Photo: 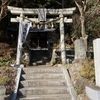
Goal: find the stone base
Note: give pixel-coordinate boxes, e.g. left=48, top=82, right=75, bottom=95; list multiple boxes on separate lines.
left=86, top=86, right=100, bottom=100
left=0, top=95, right=9, bottom=100
left=20, top=64, right=25, bottom=68
left=0, top=86, right=6, bottom=95
left=72, top=59, right=86, bottom=64
left=32, top=62, right=37, bottom=66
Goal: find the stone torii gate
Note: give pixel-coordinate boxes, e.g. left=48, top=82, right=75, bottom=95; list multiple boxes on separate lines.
left=7, top=6, right=76, bottom=66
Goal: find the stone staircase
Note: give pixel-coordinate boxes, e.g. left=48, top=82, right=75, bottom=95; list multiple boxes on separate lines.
left=16, top=66, right=74, bottom=100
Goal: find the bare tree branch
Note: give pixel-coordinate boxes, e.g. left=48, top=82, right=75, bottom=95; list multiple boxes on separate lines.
left=0, top=0, right=21, bottom=21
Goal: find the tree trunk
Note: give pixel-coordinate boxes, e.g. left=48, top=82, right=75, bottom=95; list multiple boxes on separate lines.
left=74, top=0, right=88, bottom=51
left=80, top=13, right=86, bottom=38
left=80, top=11, right=88, bottom=51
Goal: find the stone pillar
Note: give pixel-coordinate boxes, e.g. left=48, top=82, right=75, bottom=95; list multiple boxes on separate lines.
left=16, top=13, right=24, bottom=65
left=59, top=14, right=66, bottom=65
left=74, top=39, right=86, bottom=60
left=93, top=39, right=100, bottom=87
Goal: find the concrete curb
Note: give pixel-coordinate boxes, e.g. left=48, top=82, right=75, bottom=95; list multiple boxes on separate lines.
left=86, top=86, right=100, bottom=100
left=10, top=67, right=22, bottom=100
left=62, top=67, right=77, bottom=100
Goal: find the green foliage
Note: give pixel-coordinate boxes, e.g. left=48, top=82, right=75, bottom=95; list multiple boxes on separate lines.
left=0, top=66, right=16, bottom=93
left=17, top=0, right=75, bottom=9
left=0, top=76, right=11, bottom=85
left=0, top=58, right=14, bottom=67
left=71, top=0, right=100, bottom=43
left=86, top=16, right=100, bottom=39
left=87, top=0, right=94, bottom=10
left=52, top=61, right=57, bottom=66
left=75, top=87, right=82, bottom=95
left=71, top=14, right=81, bottom=39
left=20, top=0, right=53, bottom=8
left=80, top=60, right=95, bottom=82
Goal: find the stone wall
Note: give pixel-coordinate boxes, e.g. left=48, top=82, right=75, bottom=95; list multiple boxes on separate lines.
left=67, top=63, right=94, bottom=100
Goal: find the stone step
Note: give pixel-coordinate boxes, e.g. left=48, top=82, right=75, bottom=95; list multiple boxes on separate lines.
left=43, top=57, right=48, bottom=60
left=21, top=73, right=64, bottom=80
left=18, top=86, right=69, bottom=96
left=17, top=94, right=71, bottom=100
left=22, top=67, right=62, bottom=74
left=16, top=66, right=73, bottom=100
left=32, top=59, right=49, bottom=66
left=36, top=60, right=43, bottom=64
left=19, top=79, right=67, bottom=88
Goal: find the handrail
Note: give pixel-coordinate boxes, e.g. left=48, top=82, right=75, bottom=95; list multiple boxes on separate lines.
left=62, top=66, right=77, bottom=100
left=10, top=67, right=22, bottom=100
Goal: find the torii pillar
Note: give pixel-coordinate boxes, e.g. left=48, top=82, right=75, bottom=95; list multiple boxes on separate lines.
left=59, top=14, right=66, bottom=65
left=16, top=13, right=24, bottom=65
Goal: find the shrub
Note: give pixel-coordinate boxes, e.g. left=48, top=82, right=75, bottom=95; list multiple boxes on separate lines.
left=80, top=60, right=95, bottom=82
left=0, top=76, right=11, bottom=85
left=0, top=66, right=17, bottom=94
left=75, top=87, right=82, bottom=95
left=0, top=58, right=14, bottom=66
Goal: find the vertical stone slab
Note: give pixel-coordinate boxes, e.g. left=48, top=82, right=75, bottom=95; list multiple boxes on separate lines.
left=93, top=39, right=100, bottom=87
left=74, top=39, right=86, bottom=60
left=59, top=14, right=66, bottom=65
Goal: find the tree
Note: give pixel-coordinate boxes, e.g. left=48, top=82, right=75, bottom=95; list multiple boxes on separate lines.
left=74, top=0, right=88, bottom=39
left=86, top=0, right=100, bottom=44
left=0, top=0, right=22, bottom=21
left=73, top=0, right=100, bottom=50
left=72, top=0, right=89, bottom=52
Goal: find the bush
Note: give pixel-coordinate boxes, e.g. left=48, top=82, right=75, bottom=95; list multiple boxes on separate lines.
left=75, top=87, right=82, bottom=95
left=0, top=76, right=11, bottom=85
left=80, top=60, right=95, bottom=82
left=0, top=66, right=17, bottom=94
left=0, top=58, right=14, bottom=66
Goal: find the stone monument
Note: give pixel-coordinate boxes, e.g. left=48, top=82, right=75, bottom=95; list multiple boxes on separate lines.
left=74, top=39, right=86, bottom=62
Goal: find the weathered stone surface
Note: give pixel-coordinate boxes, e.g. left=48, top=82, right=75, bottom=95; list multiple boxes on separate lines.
left=7, top=6, right=76, bottom=15
left=50, top=49, right=58, bottom=65
left=68, top=63, right=94, bottom=100
left=0, top=95, right=9, bottom=100
left=86, top=86, right=100, bottom=100
left=20, top=79, right=66, bottom=87
left=18, top=87, right=69, bottom=96
left=93, top=39, right=100, bottom=87
left=17, top=94, right=72, bottom=100
left=20, top=64, right=25, bottom=68
left=22, top=67, right=62, bottom=74
left=60, top=14, right=66, bottom=65
left=0, top=86, right=6, bottom=95
left=17, top=66, right=72, bottom=100
left=74, top=39, right=86, bottom=60
left=77, top=94, right=89, bottom=100
left=32, top=62, right=37, bottom=66
left=21, top=73, right=64, bottom=80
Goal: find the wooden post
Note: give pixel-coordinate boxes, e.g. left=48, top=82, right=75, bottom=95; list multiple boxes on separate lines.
left=16, top=13, right=24, bottom=66
left=59, top=14, right=66, bottom=65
